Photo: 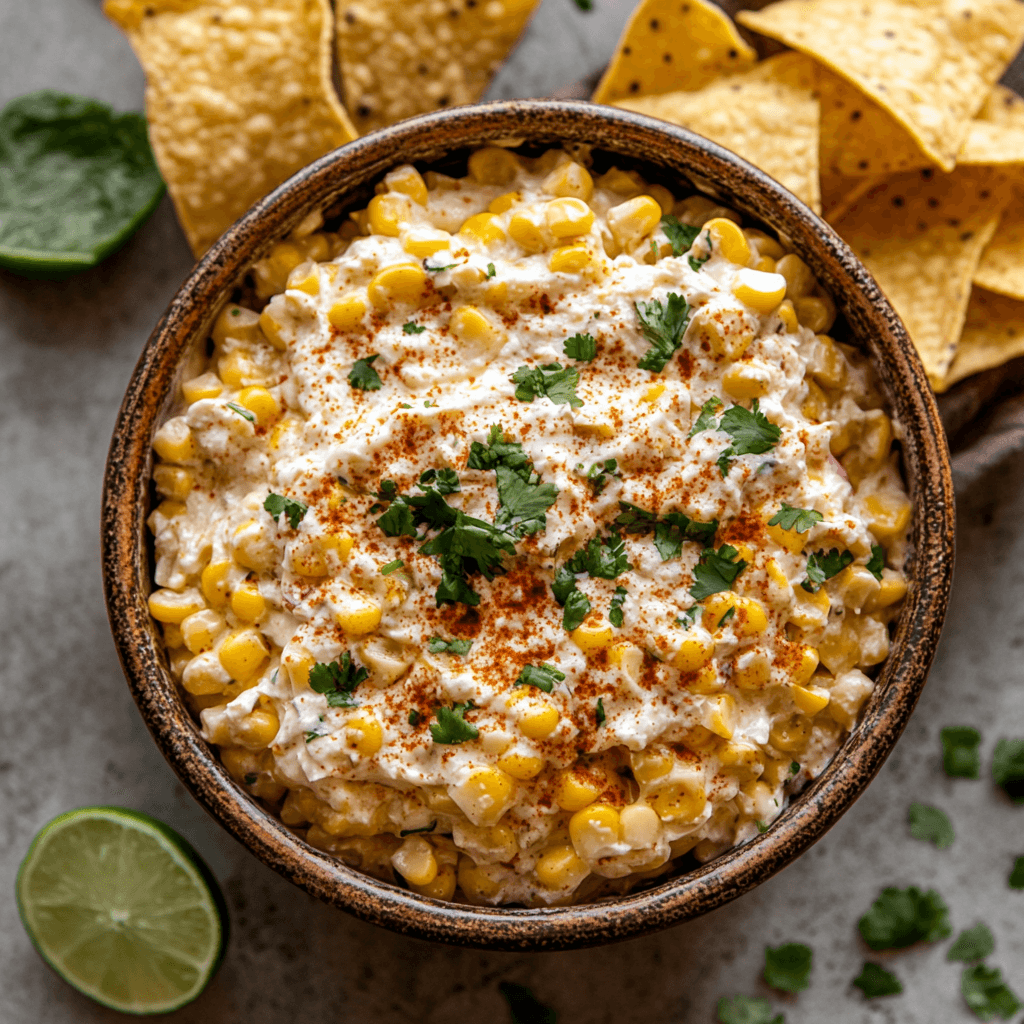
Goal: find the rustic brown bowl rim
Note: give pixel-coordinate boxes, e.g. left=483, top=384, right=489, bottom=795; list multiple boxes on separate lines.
left=101, top=99, right=954, bottom=952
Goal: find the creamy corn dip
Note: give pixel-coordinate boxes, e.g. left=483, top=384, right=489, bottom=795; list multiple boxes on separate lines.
left=147, top=147, right=912, bottom=906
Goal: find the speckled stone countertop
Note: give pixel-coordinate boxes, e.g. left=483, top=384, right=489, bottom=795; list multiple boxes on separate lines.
left=1, top=2, right=1021, bottom=1021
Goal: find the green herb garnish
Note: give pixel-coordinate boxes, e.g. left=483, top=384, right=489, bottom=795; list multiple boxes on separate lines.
left=866, top=544, right=886, bottom=580
left=1010, top=857, right=1024, bottom=890
left=689, top=544, right=747, bottom=601
left=309, top=652, right=368, bottom=708
left=399, top=821, right=437, bottom=837
left=688, top=229, right=712, bottom=272
left=486, top=262, right=496, bottom=278
left=380, top=559, right=404, bottom=575
left=429, top=702, right=479, bottom=744
left=942, top=726, right=982, bottom=778
left=768, top=503, right=823, bottom=534
left=511, top=362, right=583, bottom=408
left=852, top=963, right=902, bottom=998
left=858, top=886, right=951, bottom=950
left=716, top=400, right=782, bottom=476
left=613, top=500, right=718, bottom=561
left=756, top=819, right=769, bottom=833
left=595, top=697, right=606, bottom=727
left=348, top=354, right=383, bottom=390
left=908, top=802, right=955, bottom=849
left=992, top=738, right=1024, bottom=802
left=948, top=924, right=995, bottom=963
left=408, top=709, right=420, bottom=726
left=802, top=548, right=854, bottom=593
left=635, top=292, right=691, bottom=372
left=961, top=964, right=1021, bottom=1021
left=427, top=637, right=473, bottom=655
left=418, top=467, right=461, bottom=494
left=763, top=943, right=812, bottom=993
left=424, top=258, right=457, bottom=272
left=243, top=773, right=258, bottom=785
left=564, top=332, right=597, bottom=361
left=689, top=396, right=723, bottom=438
left=514, top=663, right=566, bottom=694
left=659, top=214, right=700, bottom=258
left=264, top=493, right=308, bottom=529
left=552, top=533, right=632, bottom=630
left=609, top=586, right=627, bottom=627
left=402, top=321, right=426, bottom=334
left=226, top=402, right=255, bottom=422
left=715, top=996, right=782, bottom=1024
left=580, top=458, right=619, bottom=496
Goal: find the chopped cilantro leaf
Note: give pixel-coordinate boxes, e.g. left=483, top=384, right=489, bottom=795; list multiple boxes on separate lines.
left=402, top=321, right=426, bottom=334
left=992, top=738, right=1024, bottom=802
left=348, top=353, right=383, bottom=390
left=790, top=761, right=800, bottom=775
left=515, top=663, right=566, bottom=693
left=377, top=480, right=399, bottom=500
left=961, top=964, right=1021, bottom=1021
left=689, top=396, right=723, bottom=437
left=756, top=819, right=769, bottom=833
left=717, top=400, right=782, bottom=475
left=802, top=548, right=854, bottom=593
left=264, top=493, right=308, bottom=529
left=399, top=403, right=412, bottom=409
left=1009, top=856, right=1024, bottom=889
left=867, top=544, right=886, bottom=580
left=580, top=457, right=619, bottom=496
left=853, top=963, right=903, bottom=998
left=309, top=651, right=368, bottom=708
left=498, top=982, right=556, bottom=1024
left=304, top=730, right=327, bottom=743
left=768, top=503, right=823, bottom=534
left=609, top=586, right=627, bottom=627
left=942, top=726, right=982, bottom=778
left=511, top=362, right=583, bottom=408
left=676, top=606, right=699, bottom=628
left=226, top=401, right=255, bottom=422
left=573, top=0, right=593, bottom=10
left=858, top=886, right=951, bottom=950
left=715, top=995, right=783, bottom=1024
left=908, top=802, right=955, bottom=849
left=688, top=229, right=711, bottom=272
left=635, top=292, right=691, bottom=372
left=486, top=262, right=496, bottom=278
left=418, top=467, right=461, bottom=494
left=493, top=465, right=559, bottom=538
left=689, top=544, right=747, bottom=601
left=467, top=423, right=533, bottom=476
left=948, top=924, right=995, bottom=963
left=660, top=214, right=700, bottom=258
left=552, top=533, right=631, bottom=631
left=399, top=821, right=437, bottom=837
left=429, top=702, right=479, bottom=744
left=613, top=501, right=718, bottom=560
left=380, top=558, right=404, bottom=575
left=718, top=605, right=735, bottom=628
left=564, top=332, right=597, bottom=361
left=763, top=943, right=812, bottom=993
left=427, top=636, right=473, bottom=655
left=562, top=588, right=591, bottom=632
left=424, top=258, right=456, bottom=272
left=595, top=697, right=606, bottom=726
left=408, top=709, right=420, bottom=726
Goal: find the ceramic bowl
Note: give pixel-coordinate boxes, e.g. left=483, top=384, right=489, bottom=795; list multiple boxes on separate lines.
left=102, top=99, right=955, bottom=951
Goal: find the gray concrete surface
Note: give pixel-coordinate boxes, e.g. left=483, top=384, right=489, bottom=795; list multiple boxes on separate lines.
left=1, top=1, right=1022, bottom=1021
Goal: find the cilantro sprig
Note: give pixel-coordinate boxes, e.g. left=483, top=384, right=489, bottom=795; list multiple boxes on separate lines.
left=688, top=229, right=712, bottom=272
left=942, top=726, right=981, bottom=778
left=614, top=500, right=718, bottom=561
left=768, top=503, right=823, bottom=534
left=635, top=292, right=691, bottom=372
left=763, top=943, right=812, bottom=994
left=689, top=396, right=723, bottom=438
left=427, top=637, right=472, bottom=655
left=908, top=802, right=955, bottom=849
left=858, top=886, right=951, bottom=950
left=992, top=738, right=1024, bottom=802
left=866, top=543, right=886, bottom=580
left=659, top=214, right=700, bottom=258
left=309, top=651, right=368, bottom=708
left=715, top=995, right=782, bottom=1024
left=348, top=354, right=383, bottom=390
left=961, top=964, right=1021, bottom=1020
left=801, top=548, right=854, bottom=593
left=429, top=702, right=479, bottom=744
left=579, top=458, right=620, bottom=496
left=226, top=401, right=255, bottom=422
left=716, top=400, right=782, bottom=476
left=511, top=362, right=583, bottom=408
left=852, top=963, right=903, bottom=998
left=609, top=586, right=627, bottom=627
left=514, top=663, right=565, bottom=693
left=552, top=533, right=632, bottom=631
left=402, top=321, right=425, bottom=334
left=564, top=332, right=597, bottom=361
left=264, top=492, right=308, bottom=529
left=948, top=924, right=995, bottom=963
left=689, top=544, right=748, bottom=601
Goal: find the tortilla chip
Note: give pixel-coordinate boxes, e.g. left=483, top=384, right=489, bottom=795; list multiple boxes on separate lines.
left=959, top=85, right=1024, bottom=165
left=337, top=0, right=541, bottom=135
left=942, top=286, right=1024, bottom=389
left=738, top=0, right=1024, bottom=172
left=616, top=53, right=821, bottom=212
left=105, top=0, right=357, bottom=257
left=592, top=0, right=756, bottom=106
left=831, top=167, right=1014, bottom=386
left=820, top=172, right=881, bottom=223
left=974, top=191, right=1024, bottom=300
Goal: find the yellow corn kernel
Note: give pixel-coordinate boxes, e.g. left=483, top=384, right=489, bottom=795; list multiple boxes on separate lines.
left=180, top=609, right=223, bottom=654
left=233, top=520, right=277, bottom=574
left=344, top=715, right=384, bottom=757
left=282, top=646, right=315, bottom=688
left=719, top=741, right=764, bottom=780
left=150, top=500, right=185, bottom=525
left=795, top=295, right=836, bottom=334
left=789, top=585, right=831, bottom=629
left=327, top=293, right=367, bottom=332
left=766, top=557, right=790, bottom=591
left=569, top=803, right=621, bottom=859
left=649, top=779, right=707, bottom=823
left=163, top=622, right=185, bottom=649
left=766, top=520, right=806, bottom=555
left=843, top=411, right=893, bottom=486
left=684, top=662, right=720, bottom=695
left=212, top=303, right=264, bottom=346
left=703, top=217, right=750, bottom=265
left=218, top=628, right=269, bottom=682
left=181, top=372, right=223, bottom=404
left=152, top=418, right=195, bottom=464
left=535, top=844, right=588, bottom=890
left=554, top=767, right=606, bottom=811
left=792, top=683, right=830, bottom=716
left=734, top=597, right=768, bottom=637
left=252, top=308, right=285, bottom=352
left=545, top=197, right=595, bottom=240
left=732, top=268, right=787, bottom=314
left=631, top=751, right=672, bottom=785
left=366, top=193, right=411, bottom=237
left=230, top=581, right=266, bottom=623
left=334, top=591, right=382, bottom=636
left=743, top=228, right=785, bottom=260
left=236, top=708, right=280, bottom=750
left=497, top=751, right=544, bottom=780
left=268, top=240, right=305, bottom=281
left=153, top=465, right=194, bottom=502
left=770, top=714, right=813, bottom=753
left=280, top=788, right=321, bottom=826
left=646, top=183, right=674, bottom=215
left=776, top=253, right=816, bottom=298
left=790, top=644, right=820, bottom=686
left=148, top=587, right=205, bottom=625
left=287, top=263, right=320, bottom=296
left=863, top=571, right=907, bottom=613
left=705, top=694, right=736, bottom=739
left=454, top=767, right=515, bottom=826
left=702, top=592, right=738, bottom=632
left=837, top=565, right=881, bottom=612
left=673, top=632, right=715, bottom=672
left=863, top=493, right=912, bottom=543
left=367, top=263, right=428, bottom=308
left=411, top=863, right=457, bottom=901
left=619, top=803, right=661, bottom=847
left=384, top=164, right=428, bottom=205
left=696, top=312, right=755, bottom=360
left=549, top=244, right=593, bottom=273
left=402, top=228, right=451, bottom=258
left=733, top=652, right=770, bottom=691
left=607, top=195, right=662, bottom=249
left=298, top=232, right=330, bottom=262
left=777, top=299, right=799, bottom=334
left=751, top=255, right=776, bottom=273
left=449, top=304, right=504, bottom=356
left=542, top=161, right=594, bottom=200
left=597, top=167, right=645, bottom=194
left=516, top=698, right=559, bottom=738
left=467, top=147, right=520, bottom=185
left=722, top=361, right=772, bottom=400
left=233, top=386, right=280, bottom=428
left=641, top=382, right=667, bottom=403
left=200, top=560, right=232, bottom=608
left=817, top=620, right=860, bottom=675
left=456, top=856, right=502, bottom=901
left=488, top=190, right=521, bottom=214
left=570, top=616, right=614, bottom=654
left=181, top=652, right=231, bottom=695
left=608, top=641, right=644, bottom=682
left=458, top=212, right=506, bottom=245
left=393, top=835, right=438, bottom=886
left=802, top=378, right=830, bottom=422
left=508, top=211, right=546, bottom=252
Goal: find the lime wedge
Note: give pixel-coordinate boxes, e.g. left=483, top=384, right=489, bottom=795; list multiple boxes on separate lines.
left=16, top=807, right=227, bottom=1014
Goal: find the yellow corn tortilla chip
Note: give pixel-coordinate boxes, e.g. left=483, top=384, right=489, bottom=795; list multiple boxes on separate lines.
left=337, top=0, right=541, bottom=135
left=820, top=171, right=881, bottom=223
left=974, top=190, right=1024, bottom=300
left=616, top=53, right=821, bottom=212
left=592, top=0, right=756, bottom=106
left=959, top=85, right=1024, bottom=165
left=832, top=167, right=1014, bottom=387
left=943, top=286, right=1024, bottom=389
left=738, top=0, right=1024, bottom=172
left=105, top=0, right=357, bottom=257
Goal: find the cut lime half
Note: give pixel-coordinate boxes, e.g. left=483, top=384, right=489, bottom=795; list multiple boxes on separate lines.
left=16, top=807, right=228, bottom=1015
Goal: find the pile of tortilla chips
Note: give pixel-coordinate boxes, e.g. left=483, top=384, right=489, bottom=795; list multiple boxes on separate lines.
left=105, top=0, right=540, bottom=256
left=600, top=0, right=1024, bottom=392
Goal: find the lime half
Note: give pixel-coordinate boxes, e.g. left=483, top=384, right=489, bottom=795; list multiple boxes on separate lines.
left=16, top=807, right=228, bottom=1014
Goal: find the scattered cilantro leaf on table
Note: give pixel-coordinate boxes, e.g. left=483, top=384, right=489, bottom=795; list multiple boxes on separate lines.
left=763, top=943, right=812, bottom=993
left=992, top=738, right=1024, bottom=802
left=690, top=544, right=748, bottom=601
left=942, top=726, right=982, bottom=778
left=716, top=995, right=783, bottom=1024
left=609, top=586, right=627, bottom=627
left=348, top=354, right=383, bottom=390
left=264, top=493, right=308, bottom=529
left=858, top=886, right=951, bottom=950
left=866, top=544, right=886, bottom=580
left=768, top=503, right=823, bottom=534
left=427, top=637, right=472, bottom=655
left=402, top=321, right=425, bottom=334
left=948, top=924, right=995, bottom=963
left=498, top=982, right=557, bottom=1024
left=689, top=395, right=724, bottom=437
left=514, top=663, right=565, bottom=693
left=309, top=652, right=368, bottom=708
left=430, top=702, right=479, bottom=744
left=564, top=332, right=597, bottom=361
left=802, top=548, right=854, bottom=593
left=660, top=214, right=700, bottom=258
left=716, top=400, right=781, bottom=476
left=635, top=292, right=690, bottom=372
left=908, top=802, right=955, bottom=849
left=1009, top=856, right=1024, bottom=889
left=511, top=362, right=583, bottom=408
left=852, top=962, right=903, bottom=998
left=961, top=964, right=1022, bottom=1021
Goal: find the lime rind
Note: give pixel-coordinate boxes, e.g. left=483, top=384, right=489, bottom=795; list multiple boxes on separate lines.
left=16, top=807, right=227, bottom=1015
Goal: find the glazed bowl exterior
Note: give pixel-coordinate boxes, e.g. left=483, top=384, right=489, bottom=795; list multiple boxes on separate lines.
left=101, top=99, right=955, bottom=951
